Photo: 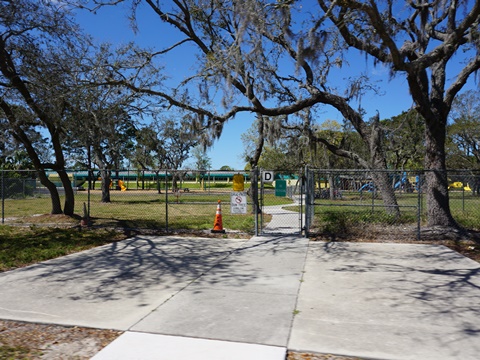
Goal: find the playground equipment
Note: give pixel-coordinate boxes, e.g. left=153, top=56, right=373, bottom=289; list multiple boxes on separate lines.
left=449, top=182, right=472, bottom=191
left=359, top=182, right=376, bottom=192
left=118, top=180, right=127, bottom=191
left=109, top=179, right=127, bottom=191
left=358, top=173, right=416, bottom=194
left=394, top=173, right=414, bottom=192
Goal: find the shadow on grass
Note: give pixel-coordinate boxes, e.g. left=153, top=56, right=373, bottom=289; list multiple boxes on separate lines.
left=0, top=226, right=126, bottom=272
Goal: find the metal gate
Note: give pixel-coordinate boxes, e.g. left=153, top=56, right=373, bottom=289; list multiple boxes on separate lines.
left=256, top=169, right=307, bottom=236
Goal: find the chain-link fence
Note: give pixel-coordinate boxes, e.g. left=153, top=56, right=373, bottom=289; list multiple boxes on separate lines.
left=0, top=169, right=257, bottom=233
left=305, top=169, right=480, bottom=239
left=2, top=169, right=480, bottom=239
left=1, top=170, right=47, bottom=224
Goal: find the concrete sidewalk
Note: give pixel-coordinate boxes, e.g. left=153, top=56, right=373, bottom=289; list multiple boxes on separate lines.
left=289, top=241, right=480, bottom=360
left=93, top=234, right=309, bottom=360
left=0, top=235, right=308, bottom=359
left=0, top=234, right=480, bottom=359
left=261, top=195, right=307, bottom=235
left=262, top=204, right=303, bottom=234
left=92, top=333, right=287, bottom=360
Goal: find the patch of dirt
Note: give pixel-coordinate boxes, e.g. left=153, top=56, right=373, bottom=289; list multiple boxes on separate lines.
left=0, top=320, right=373, bottom=360
left=4, top=214, right=81, bottom=227
left=312, top=222, right=480, bottom=242
left=117, top=227, right=253, bottom=240
left=311, top=223, right=480, bottom=263
left=287, top=352, right=370, bottom=360
left=0, top=320, right=121, bottom=359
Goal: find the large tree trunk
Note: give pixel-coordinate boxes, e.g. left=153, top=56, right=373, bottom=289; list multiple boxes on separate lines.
left=372, top=171, right=399, bottom=218
left=369, top=119, right=400, bottom=218
left=172, top=172, right=179, bottom=190
left=50, top=127, right=75, bottom=215
left=6, top=122, right=64, bottom=214
left=328, top=175, right=335, bottom=200
left=88, top=169, right=96, bottom=190
left=100, top=169, right=111, bottom=203
left=311, top=110, right=401, bottom=217
left=37, top=170, right=63, bottom=214
left=424, top=118, right=458, bottom=227
left=57, top=169, right=75, bottom=215
left=155, top=171, right=162, bottom=194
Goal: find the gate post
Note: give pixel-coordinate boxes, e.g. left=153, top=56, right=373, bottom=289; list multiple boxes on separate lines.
left=304, top=167, right=315, bottom=237
left=165, top=170, right=169, bottom=232
left=252, top=167, right=259, bottom=236
left=417, top=171, right=423, bottom=241
left=1, top=169, right=4, bottom=224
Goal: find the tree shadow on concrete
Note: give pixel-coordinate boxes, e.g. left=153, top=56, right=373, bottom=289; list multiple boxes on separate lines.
left=18, top=236, right=248, bottom=303
left=308, top=241, right=480, bottom=355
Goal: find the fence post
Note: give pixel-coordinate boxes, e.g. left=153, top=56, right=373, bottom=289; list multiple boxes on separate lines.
left=1, top=169, right=4, bottom=224
left=371, top=181, right=375, bottom=214
left=260, top=168, right=264, bottom=232
left=165, top=170, right=169, bottom=232
left=417, top=172, right=422, bottom=240
left=87, top=169, right=91, bottom=221
left=253, top=168, right=258, bottom=236
left=304, top=167, right=313, bottom=237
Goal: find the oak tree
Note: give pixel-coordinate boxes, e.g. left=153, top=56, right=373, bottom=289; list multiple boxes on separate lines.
left=81, top=0, right=480, bottom=227
left=0, top=0, right=86, bottom=214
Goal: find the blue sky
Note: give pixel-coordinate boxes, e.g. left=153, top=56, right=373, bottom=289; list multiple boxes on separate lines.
left=74, top=4, right=260, bottom=169
left=71, top=2, right=473, bottom=170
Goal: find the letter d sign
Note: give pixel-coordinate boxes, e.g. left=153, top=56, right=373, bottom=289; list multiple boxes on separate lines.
left=263, top=171, right=274, bottom=183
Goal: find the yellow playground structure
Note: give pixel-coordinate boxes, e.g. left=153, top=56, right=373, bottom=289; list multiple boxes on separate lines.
left=448, top=181, right=471, bottom=191
left=109, top=179, right=127, bottom=191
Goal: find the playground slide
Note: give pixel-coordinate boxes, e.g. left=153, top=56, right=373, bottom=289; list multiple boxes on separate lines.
left=110, top=179, right=127, bottom=191
left=118, top=180, right=127, bottom=191
left=359, top=183, right=375, bottom=192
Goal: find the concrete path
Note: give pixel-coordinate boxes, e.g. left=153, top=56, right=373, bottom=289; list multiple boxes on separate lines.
left=0, top=205, right=480, bottom=359
left=92, top=332, right=287, bottom=360
left=0, top=236, right=251, bottom=330
left=0, top=235, right=308, bottom=359
left=129, top=236, right=308, bottom=346
left=289, top=241, right=480, bottom=360
left=261, top=196, right=304, bottom=234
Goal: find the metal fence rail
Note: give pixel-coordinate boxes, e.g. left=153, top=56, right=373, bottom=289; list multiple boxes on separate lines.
left=2, top=168, right=480, bottom=240
left=304, top=168, right=480, bottom=239
left=0, top=169, right=257, bottom=234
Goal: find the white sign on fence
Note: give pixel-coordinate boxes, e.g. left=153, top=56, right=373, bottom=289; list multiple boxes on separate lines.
left=230, top=192, right=247, bottom=214
left=262, top=171, right=274, bottom=183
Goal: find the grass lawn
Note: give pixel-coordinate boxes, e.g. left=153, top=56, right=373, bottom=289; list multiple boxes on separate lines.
left=1, top=188, right=479, bottom=273
left=312, top=190, right=480, bottom=231
left=3, top=187, right=479, bottom=232
left=0, top=187, right=290, bottom=272
left=1, top=190, right=289, bottom=233
left=0, top=191, right=284, bottom=272
left=0, top=225, right=127, bottom=272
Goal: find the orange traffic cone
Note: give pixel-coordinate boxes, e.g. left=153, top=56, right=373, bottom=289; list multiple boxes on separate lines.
left=211, top=200, right=226, bottom=233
